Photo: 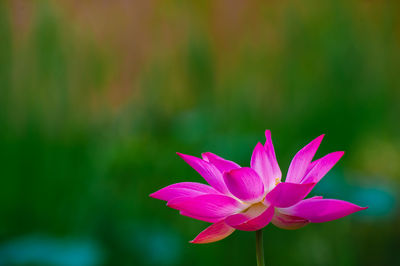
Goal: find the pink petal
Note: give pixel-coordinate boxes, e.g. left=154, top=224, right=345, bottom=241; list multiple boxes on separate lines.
left=167, top=194, right=245, bottom=222
left=223, top=167, right=265, bottom=203
left=225, top=204, right=274, bottom=231
left=202, top=152, right=240, bottom=174
left=279, top=198, right=368, bottom=223
left=177, top=153, right=229, bottom=194
left=179, top=211, right=221, bottom=223
left=265, top=182, right=315, bottom=208
left=150, top=182, right=220, bottom=201
left=251, top=143, right=275, bottom=192
left=264, top=130, right=282, bottom=181
left=304, top=158, right=320, bottom=177
left=271, top=196, right=323, bottom=229
left=285, top=134, right=324, bottom=183
left=300, top=151, right=344, bottom=184
left=190, top=221, right=235, bottom=244
left=271, top=210, right=309, bottom=230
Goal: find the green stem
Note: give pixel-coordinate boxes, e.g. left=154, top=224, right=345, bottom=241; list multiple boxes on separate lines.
left=255, top=229, right=265, bottom=266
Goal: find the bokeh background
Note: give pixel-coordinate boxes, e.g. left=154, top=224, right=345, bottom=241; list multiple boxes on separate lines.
left=1, top=0, right=399, bottom=265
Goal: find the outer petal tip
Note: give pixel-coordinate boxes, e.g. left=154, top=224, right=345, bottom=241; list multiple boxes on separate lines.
left=256, top=141, right=264, bottom=148
left=176, top=152, right=188, bottom=161
left=252, top=142, right=264, bottom=156
left=286, top=134, right=326, bottom=183
left=313, top=134, right=325, bottom=146
left=264, top=129, right=274, bottom=140
left=314, top=134, right=325, bottom=145
left=301, top=151, right=345, bottom=184
left=175, top=152, right=229, bottom=194
left=201, top=152, right=210, bottom=161
left=189, top=221, right=235, bottom=244
left=201, top=152, right=241, bottom=174
left=165, top=199, right=178, bottom=209
left=150, top=190, right=169, bottom=201
left=149, top=182, right=220, bottom=202
left=263, top=129, right=282, bottom=183
left=280, top=198, right=368, bottom=223
left=334, top=150, right=345, bottom=158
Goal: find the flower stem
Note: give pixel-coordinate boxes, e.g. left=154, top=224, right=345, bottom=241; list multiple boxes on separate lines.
left=255, top=229, right=265, bottom=266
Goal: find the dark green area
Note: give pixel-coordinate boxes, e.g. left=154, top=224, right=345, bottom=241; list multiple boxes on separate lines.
left=0, top=1, right=399, bottom=265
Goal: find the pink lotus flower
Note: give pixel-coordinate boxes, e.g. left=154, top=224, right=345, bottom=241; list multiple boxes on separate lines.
left=150, top=130, right=367, bottom=244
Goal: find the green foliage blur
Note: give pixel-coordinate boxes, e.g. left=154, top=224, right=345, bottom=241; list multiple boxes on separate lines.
left=0, top=0, right=399, bottom=265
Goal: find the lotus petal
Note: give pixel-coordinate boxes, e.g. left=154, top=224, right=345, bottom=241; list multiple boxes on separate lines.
left=225, top=204, right=274, bottom=231
left=265, top=182, right=315, bottom=208
left=177, top=153, right=229, bottom=194
left=285, top=135, right=324, bottom=183
left=300, top=151, right=344, bottom=184
left=190, top=221, right=235, bottom=244
left=167, top=194, right=246, bottom=222
left=264, top=130, right=282, bottom=181
left=150, top=182, right=220, bottom=201
left=271, top=211, right=309, bottom=230
left=251, top=143, right=275, bottom=192
left=223, top=167, right=265, bottom=203
left=202, top=152, right=240, bottom=174
left=279, top=198, right=368, bottom=223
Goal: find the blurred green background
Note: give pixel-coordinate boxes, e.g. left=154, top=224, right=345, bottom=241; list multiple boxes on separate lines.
left=0, top=0, right=399, bottom=265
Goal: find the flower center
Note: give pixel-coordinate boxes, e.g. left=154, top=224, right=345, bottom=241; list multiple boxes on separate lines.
left=239, top=201, right=269, bottom=217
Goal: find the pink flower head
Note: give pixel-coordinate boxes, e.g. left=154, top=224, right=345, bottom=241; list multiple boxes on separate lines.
left=150, top=130, right=367, bottom=244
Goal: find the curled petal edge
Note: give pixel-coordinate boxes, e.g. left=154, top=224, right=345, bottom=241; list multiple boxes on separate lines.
left=190, top=221, right=235, bottom=244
